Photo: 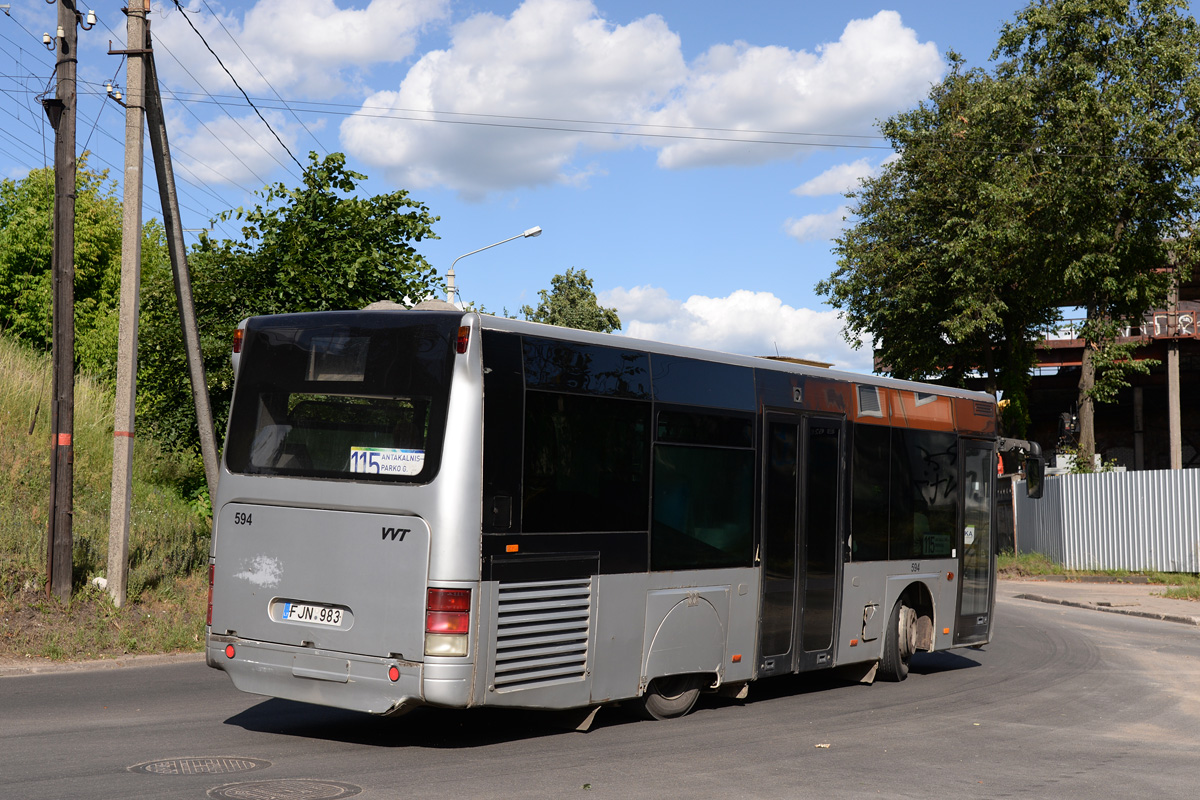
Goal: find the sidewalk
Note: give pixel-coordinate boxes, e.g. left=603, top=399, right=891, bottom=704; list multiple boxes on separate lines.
left=999, top=578, right=1200, bottom=627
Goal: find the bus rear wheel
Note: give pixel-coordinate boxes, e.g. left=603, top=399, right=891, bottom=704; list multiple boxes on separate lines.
left=879, top=601, right=916, bottom=682
left=634, top=675, right=706, bottom=720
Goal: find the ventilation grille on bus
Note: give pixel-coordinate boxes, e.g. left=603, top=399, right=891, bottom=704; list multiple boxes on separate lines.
left=857, top=385, right=884, bottom=418
left=493, top=578, right=592, bottom=692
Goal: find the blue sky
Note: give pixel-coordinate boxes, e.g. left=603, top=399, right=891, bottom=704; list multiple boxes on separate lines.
left=1, top=0, right=1041, bottom=372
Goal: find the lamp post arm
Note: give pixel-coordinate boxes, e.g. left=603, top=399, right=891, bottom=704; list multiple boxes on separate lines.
left=445, top=227, right=540, bottom=304
left=449, top=233, right=523, bottom=275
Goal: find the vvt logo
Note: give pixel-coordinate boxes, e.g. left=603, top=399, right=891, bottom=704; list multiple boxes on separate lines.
left=381, top=526, right=410, bottom=542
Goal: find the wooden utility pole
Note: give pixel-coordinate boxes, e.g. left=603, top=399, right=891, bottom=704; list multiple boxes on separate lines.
left=144, top=31, right=220, bottom=498
left=107, top=0, right=149, bottom=607
left=43, top=0, right=81, bottom=602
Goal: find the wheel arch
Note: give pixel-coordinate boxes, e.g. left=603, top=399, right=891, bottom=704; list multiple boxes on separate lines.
left=895, top=580, right=936, bottom=653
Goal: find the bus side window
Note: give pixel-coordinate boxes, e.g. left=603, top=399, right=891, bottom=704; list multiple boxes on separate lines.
left=522, top=392, right=651, bottom=533
left=891, top=429, right=957, bottom=560
left=850, top=424, right=889, bottom=561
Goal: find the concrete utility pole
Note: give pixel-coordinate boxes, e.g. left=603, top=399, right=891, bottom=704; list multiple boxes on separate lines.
left=107, top=0, right=149, bottom=607
left=43, top=0, right=83, bottom=602
left=1167, top=277, right=1182, bottom=470
left=144, top=31, right=220, bottom=498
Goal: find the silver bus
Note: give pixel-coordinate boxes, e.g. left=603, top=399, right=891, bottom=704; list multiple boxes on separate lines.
left=206, top=306, right=1043, bottom=720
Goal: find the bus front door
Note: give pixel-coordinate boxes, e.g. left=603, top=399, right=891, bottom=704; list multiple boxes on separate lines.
left=758, top=414, right=843, bottom=676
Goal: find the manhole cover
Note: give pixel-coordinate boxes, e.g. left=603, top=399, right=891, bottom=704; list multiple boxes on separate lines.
left=207, top=780, right=362, bottom=800
left=129, top=757, right=271, bottom=775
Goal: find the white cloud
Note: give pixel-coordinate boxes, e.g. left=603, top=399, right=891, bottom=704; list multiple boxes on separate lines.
left=784, top=206, right=850, bottom=243
left=155, top=0, right=449, bottom=99
left=792, top=158, right=876, bottom=197
left=341, top=0, right=685, bottom=197
left=339, top=2, right=942, bottom=196
left=599, top=285, right=873, bottom=373
left=172, top=110, right=304, bottom=187
left=650, top=11, right=943, bottom=169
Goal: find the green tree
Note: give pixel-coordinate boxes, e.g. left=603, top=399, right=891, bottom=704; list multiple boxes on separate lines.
left=821, top=0, right=1200, bottom=451
left=0, top=156, right=123, bottom=373
left=992, top=0, right=1199, bottom=457
left=820, top=57, right=1061, bottom=435
left=136, top=152, right=441, bottom=453
left=520, top=268, right=621, bottom=333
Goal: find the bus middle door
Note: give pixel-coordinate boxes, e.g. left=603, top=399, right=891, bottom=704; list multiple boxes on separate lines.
left=758, top=413, right=843, bottom=676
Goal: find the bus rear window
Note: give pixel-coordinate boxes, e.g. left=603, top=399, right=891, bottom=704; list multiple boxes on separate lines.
left=224, top=312, right=459, bottom=483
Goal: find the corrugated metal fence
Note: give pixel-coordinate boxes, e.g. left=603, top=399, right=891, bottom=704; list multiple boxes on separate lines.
left=1014, top=469, right=1200, bottom=573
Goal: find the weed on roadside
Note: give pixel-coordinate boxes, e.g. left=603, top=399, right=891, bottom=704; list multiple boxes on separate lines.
left=998, top=550, right=1200, bottom=600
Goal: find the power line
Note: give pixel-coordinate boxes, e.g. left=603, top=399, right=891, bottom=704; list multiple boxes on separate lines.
left=170, top=0, right=303, bottom=171
left=81, top=56, right=124, bottom=154
left=199, top=0, right=325, bottom=157
left=151, top=87, right=894, bottom=148
left=0, top=95, right=239, bottom=239
left=92, top=7, right=276, bottom=192
left=0, top=12, right=246, bottom=243
left=152, top=87, right=1200, bottom=164
left=148, top=34, right=281, bottom=188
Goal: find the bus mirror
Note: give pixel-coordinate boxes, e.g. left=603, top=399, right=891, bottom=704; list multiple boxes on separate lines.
left=1025, top=454, right=1044, bottom=499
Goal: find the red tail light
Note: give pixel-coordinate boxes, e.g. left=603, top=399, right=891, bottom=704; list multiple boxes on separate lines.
left=425, top=588, right=471, bottom=656
left=456, top=326, right=470, bottom=354
left=426, top=588, right=471, bottom=633
left=232, top=327, right=244, bottom=354
left=427, top=587, right=470, bottom=612
left=206, top=563, right=214, bottom=626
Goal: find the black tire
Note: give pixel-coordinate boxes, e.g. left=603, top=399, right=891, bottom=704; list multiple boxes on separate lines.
left=634, top=675, right=705, bottom=720
left=879, top=601, right=914, bottom=682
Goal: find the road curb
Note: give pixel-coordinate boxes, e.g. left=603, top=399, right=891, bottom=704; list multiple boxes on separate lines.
left=1014, top=593, right=1200, bottom=627
left=0, top=651, right=204, bottom=678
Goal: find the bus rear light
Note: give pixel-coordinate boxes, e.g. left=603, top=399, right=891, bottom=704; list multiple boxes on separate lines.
left=427, top=587, right=470, bottom=612
left=426, top=611, right=470, bottom=634
left=456, top=326, right=470, bottom=354
left=207, top=563, right=214, bottom=627
left=225, top=644, right=236, bottom=659
left=388, top=665, right=400, bottom=682
left=426, top=587, right=471, bottom=657
left=232, top=327, right=244, bottom=354
left=425, top=634, right=469, bottom=657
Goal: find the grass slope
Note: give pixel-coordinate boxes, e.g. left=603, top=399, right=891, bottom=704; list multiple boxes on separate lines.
left=0, top=335, right=211, bottom=661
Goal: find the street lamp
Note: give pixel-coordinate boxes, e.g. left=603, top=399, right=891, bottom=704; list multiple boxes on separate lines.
left=446, top=226, right=542, bottom=304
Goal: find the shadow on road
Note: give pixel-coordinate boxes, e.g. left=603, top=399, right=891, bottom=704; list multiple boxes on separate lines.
left=225, top=700, right=585, bottom=748
left=224, top=650, right=982, bottom=747
left=907, top=649, right=982, bottom=676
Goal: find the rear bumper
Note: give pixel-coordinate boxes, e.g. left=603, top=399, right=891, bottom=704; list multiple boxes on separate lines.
left=207, top=635, right=424, bottom=716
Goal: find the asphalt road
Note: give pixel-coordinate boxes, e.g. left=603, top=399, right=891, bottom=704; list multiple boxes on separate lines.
left=3, top=594, right=1198, bottom=799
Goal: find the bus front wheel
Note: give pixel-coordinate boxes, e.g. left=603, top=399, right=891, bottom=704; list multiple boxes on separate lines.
left=879, top=601, right=915, bottom=682
left=634, top=675, right=706, bottom=720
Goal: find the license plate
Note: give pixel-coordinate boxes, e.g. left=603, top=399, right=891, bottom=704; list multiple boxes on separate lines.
left=282, top=602, right=344, bottom=627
